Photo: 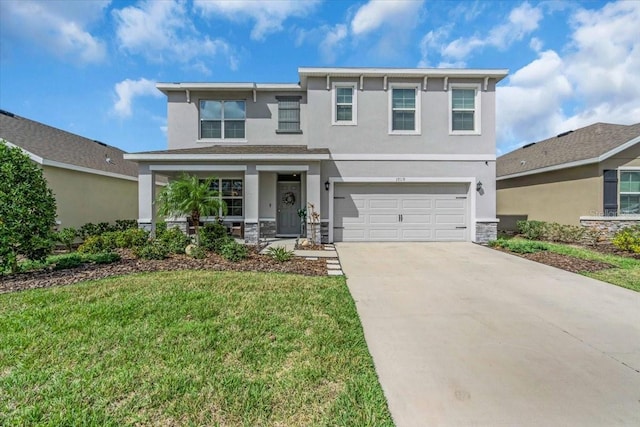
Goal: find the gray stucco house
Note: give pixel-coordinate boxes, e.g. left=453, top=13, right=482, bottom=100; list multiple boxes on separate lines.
left=125, top=67, right=508, bottom=243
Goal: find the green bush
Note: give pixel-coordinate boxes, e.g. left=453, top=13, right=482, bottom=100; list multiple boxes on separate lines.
left=187, top=245, right=207, bottom=259
left=114, top=219, right=138, bottom=232
left=158, top=227, right=191, bottom=254
left=199, top=222, right=228, bottom=251
left=56, top=227, right=77, bottom=251
left=115, top=228, right=149, bottom=248
left=53, top=253, right=84, bottom=270
left=155, top=221, right=168, bottom=237
left=612, top=225, right=640, bottom=254
left=86, top=252, right=121, bottom=264
left=134, top=241, right=170, bottom=260
left=517, top=220, right=547, bottom=240
left=219, top=240, right=248, bottom=262
left=267, top=246, right=294, bottom=262
left=77, top=236, right=106, bottom=254
left=545, top=222, right=585, bottom=243
left=100, top=231, right=120, bottom=250
left=489, top=238, right=549, bottom=254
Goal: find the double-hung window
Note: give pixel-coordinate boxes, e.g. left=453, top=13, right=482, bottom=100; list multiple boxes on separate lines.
left=276, top=96, right=302, bottom=133
left=208, top=178, right=244, bottom=217
left=389, top=84, right=420, bottom=134
left=200, top=100, right=246, bottom=140
left=450, top=84, right=481, bottom=135
left=332, top=83, right=357, bottom=125
left=620, top=171, right=640, bottom=214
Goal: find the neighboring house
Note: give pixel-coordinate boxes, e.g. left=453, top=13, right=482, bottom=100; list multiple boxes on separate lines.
left=125, top=67, right=508, bottom=243
left=497, top=122, right=640, bottom=230
left=0, top=109, right=140, bottom=228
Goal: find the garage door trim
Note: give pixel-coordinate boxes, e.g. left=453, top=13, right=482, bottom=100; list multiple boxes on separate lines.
left=328, top=177, right=477, bottom=242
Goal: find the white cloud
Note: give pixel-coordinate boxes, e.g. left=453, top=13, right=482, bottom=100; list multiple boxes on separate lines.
left=113, top=0, right=237, bottom=72
left=113, top=78, right=162, bottom=118
left=351, top=0, right=424, bottom=36
left=319, top=24, right=348, bottom=63
left=441, top=2, right=542, bottom=60
left=194, top=0, right=320, bottom=41
left=0, top=0, right=108, bottom=64
left=497, top=1, right=640, bottom=152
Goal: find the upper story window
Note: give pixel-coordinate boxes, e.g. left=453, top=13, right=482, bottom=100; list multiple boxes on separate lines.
left=620, top=171, right=640, bottom=214
left=449, top=84, right=481, bottom=135
left=276, top=96, right=302, bottom=134
left=332, top=82, right=357, bottom=125
left=200, top=100, right=246, bottom=140
left=389, top=84, right=420, bottom=135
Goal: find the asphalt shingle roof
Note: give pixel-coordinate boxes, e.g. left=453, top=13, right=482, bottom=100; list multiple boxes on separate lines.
left=497, top=122, right=640, bottom=178
left=0, top=110, right=138, bottom=177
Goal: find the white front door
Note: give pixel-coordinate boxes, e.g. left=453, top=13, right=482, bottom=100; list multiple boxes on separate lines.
left=277, top=182, right=301, bottom=236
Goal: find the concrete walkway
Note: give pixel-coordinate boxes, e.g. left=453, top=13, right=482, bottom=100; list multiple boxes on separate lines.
left=337, top=242, right=640, bottom=427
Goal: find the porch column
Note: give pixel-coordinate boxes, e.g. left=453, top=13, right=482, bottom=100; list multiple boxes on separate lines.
left=137, top=163, right=155, bottom=232
left=306, top=163, right=321, bottom=243
left=244, top=165, right=259, bottom=244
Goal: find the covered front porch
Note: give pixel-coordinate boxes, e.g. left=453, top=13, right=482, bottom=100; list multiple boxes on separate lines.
left=124, top=146, right=330, bottom=244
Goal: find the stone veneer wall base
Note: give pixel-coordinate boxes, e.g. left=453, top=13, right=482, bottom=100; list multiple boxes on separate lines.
left=580, top=216, right=640, bottom=239
left=244, top=222, right=259, bottom=244
left=475, top=222, right=498, bottom=244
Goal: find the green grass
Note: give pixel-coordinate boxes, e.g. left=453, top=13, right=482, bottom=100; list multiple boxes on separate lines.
left=0, top=271, right=393, bottom=426
left=492, top=238, right=640, bottom=292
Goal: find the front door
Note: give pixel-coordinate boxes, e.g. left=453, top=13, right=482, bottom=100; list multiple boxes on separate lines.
left=277, top=182, right=301, bottom=236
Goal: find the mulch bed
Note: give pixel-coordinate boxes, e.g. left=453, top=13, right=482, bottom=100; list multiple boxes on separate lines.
left=0, top=250, right=328, bottom=295
left=518, top=251, right=614, bottom=273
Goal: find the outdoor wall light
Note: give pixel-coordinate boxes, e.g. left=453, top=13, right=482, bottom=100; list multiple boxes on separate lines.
left=476, top=181, right=483, bottom=192
left=325, top=180, right=330, bottom=191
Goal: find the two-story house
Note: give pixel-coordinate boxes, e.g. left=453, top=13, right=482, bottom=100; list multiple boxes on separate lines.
left=125, top=67, right=508, bottom=244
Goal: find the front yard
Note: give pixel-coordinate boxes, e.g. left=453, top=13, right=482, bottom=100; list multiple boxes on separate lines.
left=0, top=271, right=393, bottom=426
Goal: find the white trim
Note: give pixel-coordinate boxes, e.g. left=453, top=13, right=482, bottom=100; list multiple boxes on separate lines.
left=196, top=139, right=248, bottom=144
left=256, top=165, right=309, bottom=171
left=157, top=82, right=303, bottom=92
left=328, top=177, right=477, bottom=243
left=138, top=218, right=153, bottom=223
left=498, top=134, right=640, bottom=180
left=619, top=166, right=640, bottom=171
left=258, top=217, right=276, bottom=221
left=449, top=83, right=481, bottom=136
left=580, top=215, right=640, bottom=220
left=331, top=82, right=358, bottom=126
left=3, top=140, right=45, bottom=164
left=330, top=154, right=495, bottom=161
left=124, top=153, right=330, bottom=161
left=244, top=218, right=259, bottom=223
left=150, top=164, right=247, bottom=172
left=483, top=76, right=489, bottom=91
left=476, top=217, right=500, bottom=222
left=298, top=67, right=509, bottom=80
left=388, top=83, right=421, bottom=135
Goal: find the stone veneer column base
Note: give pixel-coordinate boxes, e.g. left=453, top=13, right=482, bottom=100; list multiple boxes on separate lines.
left=165, top=219, right=188, bottom=234
left=307, top=222, right=322, bottom=244
left=320, top=221, right=329, bottom=244
left=244, top=222, right=259, bottom=244
left=138, top=222, right=153, bottom=232
left=259, top=220, right=276, bottom=239
left=475, top=222, right=498, bottom=244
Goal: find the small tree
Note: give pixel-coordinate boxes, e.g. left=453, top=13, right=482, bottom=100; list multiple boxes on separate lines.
left=0, top=140, right=57, bottom=273
left=156, top=174, right=226, bottom=241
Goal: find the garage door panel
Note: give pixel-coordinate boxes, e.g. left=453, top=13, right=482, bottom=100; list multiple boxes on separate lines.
left=334, top=183, right=469, bottom=242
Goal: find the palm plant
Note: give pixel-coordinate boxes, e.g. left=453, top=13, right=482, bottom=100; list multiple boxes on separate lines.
left=157, top=174, right=226, bottom=241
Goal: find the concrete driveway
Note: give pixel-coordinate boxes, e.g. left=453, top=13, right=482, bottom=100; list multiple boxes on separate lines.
left=337, top=242, right=640, bottom=427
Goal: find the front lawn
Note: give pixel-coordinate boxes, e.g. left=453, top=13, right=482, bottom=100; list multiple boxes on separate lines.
left=0, top=271, right=393, bottom=426
left=491, top=238, right=640, bottom=292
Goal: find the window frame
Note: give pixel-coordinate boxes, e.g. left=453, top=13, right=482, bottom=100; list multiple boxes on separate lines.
left=388, top=83, right=421, bottom=135
left=449, top=83, right=481, bottom=135
left=199, top=99, right=247, bottom=141
left=275, top=96, right=302, bottom=134
left=332, top=82, right=358, bottom=126
left=203, top=177, right=244, bottom=218
left=619, top=168, right=640, bottom=215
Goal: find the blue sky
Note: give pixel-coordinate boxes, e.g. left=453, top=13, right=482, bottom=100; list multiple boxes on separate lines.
left=1, top=0, right=638, bottom=155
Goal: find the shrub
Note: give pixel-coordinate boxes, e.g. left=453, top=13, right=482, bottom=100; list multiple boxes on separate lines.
left=158, top=227, right=191, bottom=254
left=199, top=222, right=228, bottom=251
left=517, top=220, right=547, bottom=240
left=114, top=219, right=138, bottom=232
left=0, top=140, right=57, bottom=273
left=186, top=244, right=206, bottom=259
left=612, top=226, right=640, bottom=254
left=267, top=246, right=294, bottom=262
left=155, top=221, right=168, bottom=237
left=56, top=227, right=77, bottom=251
left=115, top=228, right=149, bottom=248
left=134, top=241, right=170, bottom=260
left=86, top=252, right=121, bottom=264
left=100, top=231, right=120, bottom=250
left=544, top=222, right=585, bottom=243
left=53, top=253, right=83, bottom=271
left=77, top=236, right=106, bottom=254
left=489, top=238, right=548, bottom=254
left=582, top=227, right=603, bottom=247
left=219, top=239, right=248, bottom=262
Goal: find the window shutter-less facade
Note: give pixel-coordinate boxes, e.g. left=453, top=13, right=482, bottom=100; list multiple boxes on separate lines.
left=603, top=169, right=618, bottom=216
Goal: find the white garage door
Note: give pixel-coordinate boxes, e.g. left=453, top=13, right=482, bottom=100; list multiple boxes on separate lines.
left=333, top=183, right=469, bottom=242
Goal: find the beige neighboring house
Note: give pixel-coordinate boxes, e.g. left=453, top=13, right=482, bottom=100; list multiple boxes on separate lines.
left=497, top=122, right=640, bottom=230
left=0, top=109, right=140, bottom=228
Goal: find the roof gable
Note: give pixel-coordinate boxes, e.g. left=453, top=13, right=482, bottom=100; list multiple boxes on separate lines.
left=0, top=110, right=137, bottom=178
left=497, top=122, right=640, bottom=178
